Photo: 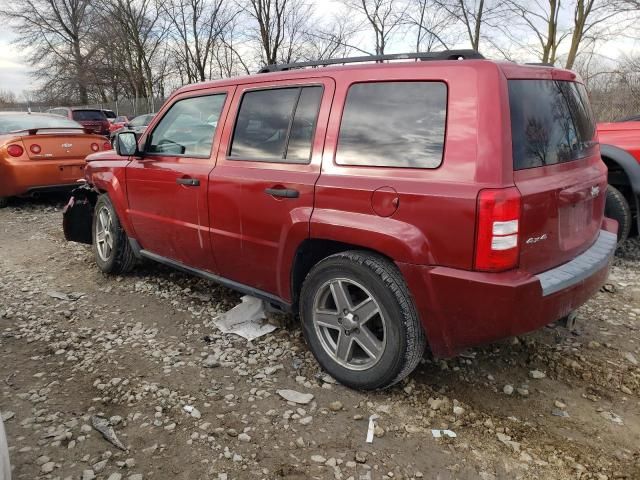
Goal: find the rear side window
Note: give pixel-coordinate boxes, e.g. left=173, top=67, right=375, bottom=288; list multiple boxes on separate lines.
left=336, top=81, right=447, bottom=168
left=72, top=110, right=106, bottom=121
left=229, top=86, right=323, bottom=163
left=509, top=80, right=596, bottom=170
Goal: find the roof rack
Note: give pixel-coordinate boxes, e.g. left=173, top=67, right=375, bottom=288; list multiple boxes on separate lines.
left=525, top=62, right=554, bottom=67
left=258, top=49, right=484, bottom=73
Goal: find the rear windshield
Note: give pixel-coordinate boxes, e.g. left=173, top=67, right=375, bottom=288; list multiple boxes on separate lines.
left=509, top=80, right=596, bottom=170
left=72, top=110, right=106, bottom=121
left=0, top=114, right=83, bottom=134
left=129, top=114, right=154, bottom=127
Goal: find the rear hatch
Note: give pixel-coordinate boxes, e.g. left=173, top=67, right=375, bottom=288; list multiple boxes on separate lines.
left=22, top=132, right=102, bottom=160
left=509, top=79, right=607, bottom=274
left=72, top=110, right=109, bottom=134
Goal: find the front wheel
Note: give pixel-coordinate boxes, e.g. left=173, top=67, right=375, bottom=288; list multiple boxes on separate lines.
left=604, top=185, right=631, bottom=243
left=92, top=194, right=136, bottom=274
left=300, top=251, right=426, bottom=390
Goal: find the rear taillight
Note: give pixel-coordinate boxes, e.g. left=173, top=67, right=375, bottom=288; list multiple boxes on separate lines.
left=7, top=144, right=24, bottom=157
left=30, top=144, right=42, bottom=154
left=102, top=141, right=112, bottom=150
left=90, top=143, right=100, bottom=152
left=474, top=187, right=521, bottom=272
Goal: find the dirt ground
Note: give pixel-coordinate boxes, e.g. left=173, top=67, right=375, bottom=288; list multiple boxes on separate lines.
left=0, top=196, right=639, bottom=480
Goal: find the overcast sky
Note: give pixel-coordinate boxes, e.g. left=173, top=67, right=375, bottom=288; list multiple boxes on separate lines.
left=0, top=1, right=637, bottom=99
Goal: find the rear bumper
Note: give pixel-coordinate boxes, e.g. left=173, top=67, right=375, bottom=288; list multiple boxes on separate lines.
left=0, top=159, right=86, bottom=197
left=399, top=220, right=618, bottom=358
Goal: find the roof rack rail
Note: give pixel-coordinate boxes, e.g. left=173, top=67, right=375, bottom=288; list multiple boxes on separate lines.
left=525, top=62, right=555, bottom=67
left=258, top=49, right=484, bottom=73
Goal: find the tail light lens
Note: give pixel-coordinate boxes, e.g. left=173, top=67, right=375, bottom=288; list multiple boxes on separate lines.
left=30, top=144, right=42, bottom=154
left=474, top=187, right=521, bottom=272
left=7, top=144, right=24, bottom=157
left=90, top=143, right=100, bottom=152
left=102, top=141, right=112, bottom=150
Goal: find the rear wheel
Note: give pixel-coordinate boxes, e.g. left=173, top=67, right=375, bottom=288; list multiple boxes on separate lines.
left=300, top=251, right=425, bottom=390
left=605, top=185, right=631, bottom=243
left=0, top=197, right=7, bottom=209
left=93, top=194, right=136, bottom=274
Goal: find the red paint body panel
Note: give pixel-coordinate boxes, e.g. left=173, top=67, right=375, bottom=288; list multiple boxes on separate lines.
left=399, top=218, right=617, bottom=358
left=78, top=59, right=614, bottom=358
left=597, top=121, right=640, bottom=164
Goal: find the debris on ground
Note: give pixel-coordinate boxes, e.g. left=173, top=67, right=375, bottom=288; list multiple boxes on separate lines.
left=212, top=295, right=277, bottom=340
left=276, top=389, right=314, bottom=405
left=90, top=416, right=128, bottom=451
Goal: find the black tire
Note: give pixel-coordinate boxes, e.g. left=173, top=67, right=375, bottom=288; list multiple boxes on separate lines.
left=0, top=197, right=7, bottom=209
left=299, top=251, right=426, bottom=390
left=92, top=194, right=136, bottom=274
left=605, top=185, right=631, bottom=243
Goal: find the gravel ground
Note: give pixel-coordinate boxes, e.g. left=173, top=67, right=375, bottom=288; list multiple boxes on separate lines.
left=0, top=196, right=639, bottom=480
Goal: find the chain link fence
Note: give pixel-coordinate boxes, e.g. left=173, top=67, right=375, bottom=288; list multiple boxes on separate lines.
left=0, top=97, right=164, bottom=118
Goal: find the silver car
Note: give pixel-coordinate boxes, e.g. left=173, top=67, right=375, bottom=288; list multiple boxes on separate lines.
left=0, top=416, right=9, bottom=480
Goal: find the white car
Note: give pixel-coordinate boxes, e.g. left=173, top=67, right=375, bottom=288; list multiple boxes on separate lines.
left=0, top=416, right=9, bottom=480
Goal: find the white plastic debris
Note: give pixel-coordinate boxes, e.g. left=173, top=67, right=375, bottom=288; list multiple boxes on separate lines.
left=183, top=405, right=201, bottom=419
left=366, top=414, right=379, bottom=443
left=431, top=429, right=457, bottom=438
left=212, top=295, right=277, bottom=340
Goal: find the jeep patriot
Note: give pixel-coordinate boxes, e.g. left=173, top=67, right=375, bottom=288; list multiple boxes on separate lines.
left=63, top=50, right=618, bottom=390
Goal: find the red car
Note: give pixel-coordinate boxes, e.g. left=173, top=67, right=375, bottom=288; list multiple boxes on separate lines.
left=64, top=50, right=617, bottom=390
left=47, top=107, right=110, bottom=136
left=597, top=120, right=640, bottom=241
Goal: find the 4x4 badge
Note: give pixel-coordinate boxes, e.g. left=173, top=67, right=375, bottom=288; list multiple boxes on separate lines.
left=590, top=185, right=600, bottom=198
left=526, top=233, right=548, bottom=245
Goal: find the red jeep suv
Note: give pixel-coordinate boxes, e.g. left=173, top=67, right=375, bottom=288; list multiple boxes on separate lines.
left=63, top=50, right=617, bottom=390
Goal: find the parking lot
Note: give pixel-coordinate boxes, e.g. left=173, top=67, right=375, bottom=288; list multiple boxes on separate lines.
left=0, top=197, right=639, bottom=480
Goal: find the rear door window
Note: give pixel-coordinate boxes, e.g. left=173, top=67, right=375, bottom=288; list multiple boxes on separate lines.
left=229, top=86, right=323, bottom=163
left=508, top=80, right=596, bottom=170
left=336, top=81, right=447, bottom=168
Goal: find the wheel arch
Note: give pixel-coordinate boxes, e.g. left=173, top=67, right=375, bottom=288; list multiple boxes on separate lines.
left=290, top=238, right=397, bottom=312
left=600, top=144, right=640, bottom=232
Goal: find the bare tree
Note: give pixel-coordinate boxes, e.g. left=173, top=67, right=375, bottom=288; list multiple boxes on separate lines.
left=97, top=0, right=169, bottom=107
left=434, top=0, right=506, bottom=51
left=243, top=0, right=313, bottom=66
left=341, top=0, right=406, bottom=55
left=407, top=0, right=458, bottom=52
left=0, top=0, right=97, bottom=103
left=160, top=0, right=235, bottom=82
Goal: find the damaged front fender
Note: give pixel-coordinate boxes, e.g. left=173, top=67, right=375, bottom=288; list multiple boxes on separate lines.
left=63, top=183, right=98, bottom=245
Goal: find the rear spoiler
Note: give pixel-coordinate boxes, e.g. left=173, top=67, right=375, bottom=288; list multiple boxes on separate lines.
left=9, top=127, right=91, bottom=135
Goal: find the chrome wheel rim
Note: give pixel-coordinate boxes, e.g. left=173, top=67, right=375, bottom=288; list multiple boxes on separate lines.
left=312, top=278, right=387, bottom=371
left=95, top=206, right=114, bottom=262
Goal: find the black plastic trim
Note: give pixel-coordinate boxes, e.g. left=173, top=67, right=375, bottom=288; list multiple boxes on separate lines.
left=138, top=249, right=292, bottom=312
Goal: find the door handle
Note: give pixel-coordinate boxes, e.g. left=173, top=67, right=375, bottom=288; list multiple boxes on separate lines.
left=264, top=187, right=299, bottom=198
left=176, top=177, right=200, bottom=187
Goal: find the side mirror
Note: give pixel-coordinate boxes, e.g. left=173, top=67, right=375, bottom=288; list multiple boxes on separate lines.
left=115, top=132, right=139, bottom=156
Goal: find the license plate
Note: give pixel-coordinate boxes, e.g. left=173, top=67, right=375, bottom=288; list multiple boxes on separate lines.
left=59, top=165, right=84, bottom=181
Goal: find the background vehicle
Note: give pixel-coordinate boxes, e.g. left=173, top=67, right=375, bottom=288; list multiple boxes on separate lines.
left=0, top=112, right=111, bottom=207
left=597, top=120, right=640, bottom=242
left=108, top=116, right=129, bottom=135
left=102, top=109, right=117, bottom=122
left=0, top=415, right=10, bottom=480
left=47, top=107, right=110, bottom=136
left=64, top=51, right=617, bottom=390
left=109, top=113, right=155, bottom=142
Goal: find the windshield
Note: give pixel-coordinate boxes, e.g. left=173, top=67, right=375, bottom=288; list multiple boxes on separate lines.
left=0, top=114, right=83, bottom=134
left=72, top=110, right=106, bottom=121
left=130, top=114, right=153, bottom=127
left=509, top=80, right=596, bottom=170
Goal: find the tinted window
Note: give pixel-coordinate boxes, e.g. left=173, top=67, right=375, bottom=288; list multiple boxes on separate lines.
left=286, top=87, right=323, bottom=162
left=336, top=82, right=447, bottom=168
left=148, top=95, right=225, bottom=157
left=509, top=80, right=596, bottom=170
left=72, top=110, right=106, bottom=121
left=230, top=86, right=322, bottom=163
left=130, top=114, right=154, bottom=127
left=0, top=114, right=82, bottom=134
